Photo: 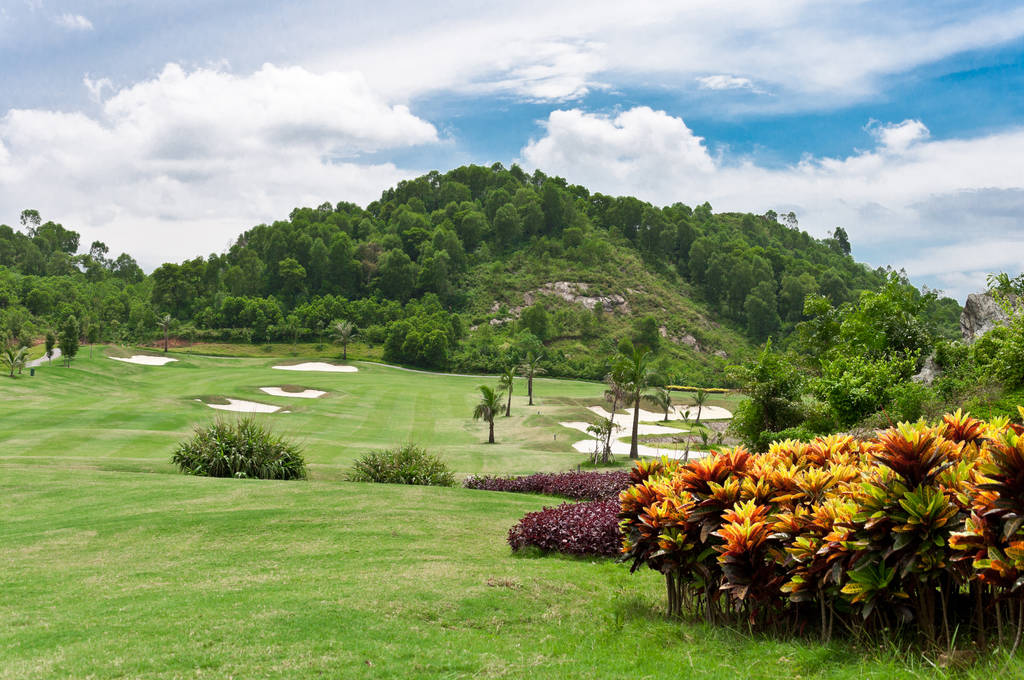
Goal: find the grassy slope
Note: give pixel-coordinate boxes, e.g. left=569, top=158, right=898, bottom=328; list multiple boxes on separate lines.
left=466, top=243, right=755, bottom=373
left=0, top=346, right=616, bottom=479
left=0, top=465, right=977, bottom=680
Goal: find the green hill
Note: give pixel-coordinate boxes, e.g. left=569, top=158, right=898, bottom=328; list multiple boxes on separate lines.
left=0, top=164, right=960, bottom=383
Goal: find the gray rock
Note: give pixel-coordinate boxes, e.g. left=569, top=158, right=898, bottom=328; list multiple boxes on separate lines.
left=961, top=293, right=1013, bottom=342
left=912, top=353, right=942, bottom=385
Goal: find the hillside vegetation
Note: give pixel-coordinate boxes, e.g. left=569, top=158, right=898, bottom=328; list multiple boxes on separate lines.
left=0, top=164, right=959, bottom=384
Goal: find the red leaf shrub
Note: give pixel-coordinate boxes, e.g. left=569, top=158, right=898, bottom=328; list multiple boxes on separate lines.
left=464, top=470, right=630, bottom=501
left=507, top=500, right=621, bottom=556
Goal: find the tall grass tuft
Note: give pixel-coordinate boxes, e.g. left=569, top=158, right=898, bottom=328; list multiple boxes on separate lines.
left=347, top=443, right=455, bottom=487
left=172, top=417, right=307, bottom=480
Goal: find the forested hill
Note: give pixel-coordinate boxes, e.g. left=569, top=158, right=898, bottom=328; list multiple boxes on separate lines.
left=0, top=163, right=960, bottom=383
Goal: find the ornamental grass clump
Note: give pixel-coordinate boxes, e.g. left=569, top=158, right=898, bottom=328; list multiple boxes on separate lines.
left=172, top=417, right=307, bottom=480
left=347, top=443, right=455, bottom=487
left=617, top=408, right=1024, bottom=652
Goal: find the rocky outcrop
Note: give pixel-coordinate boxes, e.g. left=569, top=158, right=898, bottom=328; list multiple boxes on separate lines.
left=961, top=293, right=1013, bottom=343
left=912, top=354, right=941, bottom=385
left=522, top=281, right=630, bottom=314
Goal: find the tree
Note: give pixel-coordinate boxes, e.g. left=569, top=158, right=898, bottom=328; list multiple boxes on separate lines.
left=158, top=313, right=172, bottom=352
left=332, top=319, right=356, bottom=360
left=615, top=341, right=652, bottom=460
left=690, top=388, right=709, bottom=425
left=2, top=345, right=27, bottom=377
left=499, top=366, right=515, bottom=417
left=520, top=303, right=550, bottom=342
left=44, top=330, right=56, bottom=363
left=86, top=323, right=100, bottom=358
left=58, top=315, right=80, bottom=367
left=473, top=385, right=504, bottom=444
left=646, top=385, right=673, bottom=421
left=518, top=352, right=545, bottom=406
left=602, top=366, right=629, bottom=460
left=831, top=227, right=851, bottom=256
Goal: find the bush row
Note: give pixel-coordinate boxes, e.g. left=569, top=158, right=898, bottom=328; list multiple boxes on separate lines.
left=508, top=501, right=621, bottom=556
left=464, top=470, right=631, bottom=501
left=619, top=410, right=1024, bottom=649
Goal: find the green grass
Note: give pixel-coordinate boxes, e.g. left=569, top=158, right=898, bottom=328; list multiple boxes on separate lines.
left=0, top=346, right=606, bottom=479
left=0, top=464, right=996, bottom=680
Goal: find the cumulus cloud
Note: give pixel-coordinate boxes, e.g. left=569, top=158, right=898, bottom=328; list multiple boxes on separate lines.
left=55, top=13, right=92, bottom=31
left=867, top=119, right=930, bottom=154
left=521, top=106, right=1024, bottom=300
left=696, top=75, right=759, bottom=92
left=0, top=63, right=437, bottom=267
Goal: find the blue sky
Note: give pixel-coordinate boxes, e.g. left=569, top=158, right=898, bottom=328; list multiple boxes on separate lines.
left=1, top=1, right=1023, bottom=300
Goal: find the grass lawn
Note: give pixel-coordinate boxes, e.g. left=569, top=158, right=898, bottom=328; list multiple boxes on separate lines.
left=0, top=346, right=613, bottom=479
left=6, top=347, right=1004, bottom=678
left=0, top=465, right=988, bottom=680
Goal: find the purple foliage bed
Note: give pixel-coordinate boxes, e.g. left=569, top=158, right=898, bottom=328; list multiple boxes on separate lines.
left=463, top=470, right=631, bottom=502
left=507, top=500, right=621, bottom=557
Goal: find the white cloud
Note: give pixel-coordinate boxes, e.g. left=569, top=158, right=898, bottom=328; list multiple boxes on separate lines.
left=312, top=1, right=1024, bottom=109
left=82, top=75, right=112, bottom=102
left=867, top=119, right=930, bottom=154
left=55, top=13, right=92, bottom=31
left=521, top=106, right=1024, bottom=300
left=697, top=75, right=758, bottom=92
left=0, top=63, right=437, bottom=267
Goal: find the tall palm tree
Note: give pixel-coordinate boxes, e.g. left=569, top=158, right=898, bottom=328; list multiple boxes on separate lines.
left=646, top=385, right=673, bottom=421
left=158, top=313, right=172, bottom=352
left=499, top=366, right=515, bottom=417
left=332, top=320, right=356, bottom=360
left=2, top=346, right=27, bottom=377
left=518, top=352, right=545, bottom=406
left=616, top=342, right=652, bottom=460
left=691, top=388, right=709, bottom=425
left=473, top=385, right=504, bottom=443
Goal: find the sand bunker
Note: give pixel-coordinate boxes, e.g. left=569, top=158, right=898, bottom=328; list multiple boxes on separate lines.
left=272, top=362, right=357, bottom=373
left=671, top=404, right=733, bottom=420
left=259, top=387, right=326, bottom=399
left=110, top=355, right=178, bottom=366
left=205, top=399, right=280, bottom=413
left=585, top=406, right=686, bottom=436
left=559, top=422, right=707, bottom=460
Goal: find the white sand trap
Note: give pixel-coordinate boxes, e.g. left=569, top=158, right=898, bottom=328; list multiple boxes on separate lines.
left=259, top=386, right=326, bottom=399
left=205, top=399, right=280, bottom=413
left=561, top=424, right=708, bottom=460
left=671, top=404, right=733, bottom=420
left=272, top=362, right=357, bottom=373
left=586, top=406, right=685, bottom=436
left=110, top=355, right=178, bottom=366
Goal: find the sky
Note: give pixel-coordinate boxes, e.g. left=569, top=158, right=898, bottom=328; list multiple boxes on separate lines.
left=1, top=1, right=1023, bottom=301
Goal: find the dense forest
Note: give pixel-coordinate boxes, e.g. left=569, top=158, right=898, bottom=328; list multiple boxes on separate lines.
left=0, top=163, right=961, bottom=388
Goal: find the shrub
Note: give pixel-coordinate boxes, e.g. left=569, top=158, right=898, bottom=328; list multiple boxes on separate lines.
left=347, top=443, right=455, bottom=486
left=172, top=418, right=307, bottom=480
left=464, top=470, right=630, bottom=501
left=508, top=500, right=620, bottom=556
left=618, top=411, right=1024, bottom=649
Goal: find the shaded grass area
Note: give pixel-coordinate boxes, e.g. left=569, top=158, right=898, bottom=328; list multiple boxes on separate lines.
left=0, top=347, right=608, bottom=478
left=0, top=466, right=976, bottom=679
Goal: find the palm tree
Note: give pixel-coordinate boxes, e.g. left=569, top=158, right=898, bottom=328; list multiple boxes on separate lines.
left=616, top=342, right=652, bottom=460
left=646, top=385, right=673, bottom=421
left=499, top=366, right=515, bottom=417
left=2, top=345, right=27, bottom=377
left=332, top=320, right=356, bottom=360
left=158, top=313, right=172, bottom=352
left=518, top=352, right=545, bottom=406
left=691, top=388, right=709, bottom=425
left=473, top=385, right=504, bottom=443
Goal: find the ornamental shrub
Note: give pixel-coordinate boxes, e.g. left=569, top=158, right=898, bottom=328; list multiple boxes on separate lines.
left=508, top=500, right=620, bottom=556
left=347, top=443, right=455, bottom=487
left=464, top=470, right=630, bottom=501
left=618, top=409, right=1024, bottom=649
left=172, top=418, right=307, bottom=480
